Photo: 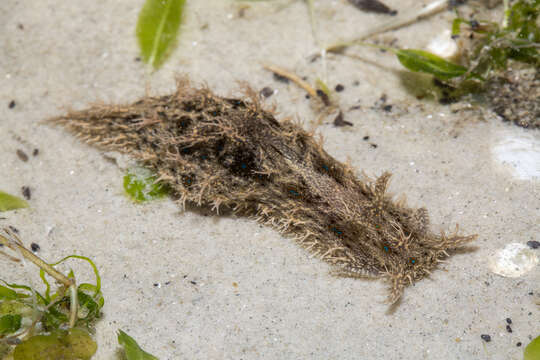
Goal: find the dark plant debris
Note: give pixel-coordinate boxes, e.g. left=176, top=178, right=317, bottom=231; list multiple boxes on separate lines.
left=481, top=334, right=492, bottom=342
left=348, top=0, right=397, bottom=15
left=333, top=111, right=353, bottom=127
left=50, top=78, right=476, bottom=305
left=527, top=241, right=539, bottom=249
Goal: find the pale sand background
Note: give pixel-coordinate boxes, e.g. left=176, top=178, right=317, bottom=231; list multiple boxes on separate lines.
left=1, top=1, right=538, bottom=359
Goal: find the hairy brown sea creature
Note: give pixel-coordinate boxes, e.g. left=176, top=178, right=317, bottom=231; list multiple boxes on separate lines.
left=50, top=79, right=476, bottom=304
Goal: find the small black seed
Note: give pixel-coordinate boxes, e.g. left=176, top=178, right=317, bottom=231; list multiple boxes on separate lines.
left=165, top=281, right=171, bottom=285
left=153, top=283, right=159, bottom=287
left=382, top=104, right=393, bottom=112
left=506, top=325, right=512, bottom=333
left=526, top=240, right=539, bottom=249
left=480, top=334, right=491, bottom=342
left=21, top=186, right=31, bottom=200
left=8, top=100, right=16, bottom=109
left=370, top=143, right=378, bottom=148
left=190, top=280, right=197, bottom=285
left=363, top=136, right=370, bottom=141
left=273, top=73, right=290, bottom=84
left=135, top=57, right=141, bottom=62
left=335, top=84, right=345, bottom=92
left=16, top=149, right=28, bottom=162
left=30, top=243, right=40, bottom=252
left=32, top=148, right=39, bottom=156
left=506, top=318, right=512, bottom=325
left=17, top=23, right=24, bottom=30
left=516, top=342, right=522, bottom=347
left=305, top=94, right=310, bottom=99
left=260, top=87, right=274, bottom=98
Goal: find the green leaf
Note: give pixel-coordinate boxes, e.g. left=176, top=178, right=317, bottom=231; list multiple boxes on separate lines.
left=524, top=334, right=540, bottom=360
left=118, top=330, right=159, bottom=360
left=0, top=314, right=21, bottom=335
left=124, top=166, right=169, bottom=202
left=0, top=190, right=29, bottom=212
left=394, top=49, right=468, bottom=80
left=13, top=328, right=97, bottom=360
left=136, top=0, right=186, bottom=69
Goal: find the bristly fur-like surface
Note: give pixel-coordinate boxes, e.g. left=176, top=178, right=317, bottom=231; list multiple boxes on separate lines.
left=50, top=78, right=476, bottom=304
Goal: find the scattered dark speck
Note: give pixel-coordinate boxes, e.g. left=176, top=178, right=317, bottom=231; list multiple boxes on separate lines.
left=165, top=281, right=171, bottom=285
left=260, top=87, right=274, bottom=98
left=352, top=80, right=360, bottom=86
left=17, top=23, right=24, bottom=30
left=190, top=280, right=197, bottom=285
left=481, top=334, right=491, bottom=342
left=516, top=342, right=522, bottom=347
left=335, top=84, right=345, bottom=92
left=8, top=100, right=16, bottom=109
left=526, top=240, right=539, bottom=249
left=135, top=57, right=141, bottom=62
left=21, top=186, right=31, bottom=200
left=8, top=226, right=19, bottom=234
left=506, top=325, right=513, bottom=333
left=528, top=291, right=534, bottom=295
left=273, top=73, right=290, bottom=84
left=153, top=283, right=159, bottom=287
left=333, top=111, right=352, bottom=127
left=305, top=94, right=310, bottom=99
left=383, top=104, right=393, bottom=112
left=32, top=148, right=39, bottom=156
left=506, top=318, right=512, bottom=325
left=370, top=143, right=378, bottom=149
left=363, top=136, right=370, bottom=141
left=470, top=19, right=480, bottom=30
left=30, top=243, right=40, bottom=252
left=16, top=149, right=28, bottom=162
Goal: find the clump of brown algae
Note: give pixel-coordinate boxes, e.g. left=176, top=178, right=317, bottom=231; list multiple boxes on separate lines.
left=50, top=79, right=476, bottom=304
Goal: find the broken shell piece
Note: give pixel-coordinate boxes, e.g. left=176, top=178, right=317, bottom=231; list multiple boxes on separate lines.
left=489, top=243, right=538, bottom=278
left=426, top=29, right=460, bottom=60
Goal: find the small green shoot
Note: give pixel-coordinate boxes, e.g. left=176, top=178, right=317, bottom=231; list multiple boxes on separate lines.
left=124, top=166, right=169, bottom=202
left=524, top=334, right=540, bottom=360
left=0, top=230, right=103, bottom=359
left=136, top=0, right=186, bottom=70
left=0, top=191, right=29, bottom=212
left=118, top=330, right=159, bottom=360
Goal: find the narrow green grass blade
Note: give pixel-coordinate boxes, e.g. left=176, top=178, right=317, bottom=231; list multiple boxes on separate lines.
left=136, top=0, right=186, bottom=69
left=0, top=190, right=29, bottom=212
left=118, top=330, right=159, bottom=360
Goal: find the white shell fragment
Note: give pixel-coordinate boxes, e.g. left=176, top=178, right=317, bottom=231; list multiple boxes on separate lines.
left=426, top=29, right=459, bottom=59
left=491, top=129, right=540, bottom=181
left=488, top=243, right=538, bottom=278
